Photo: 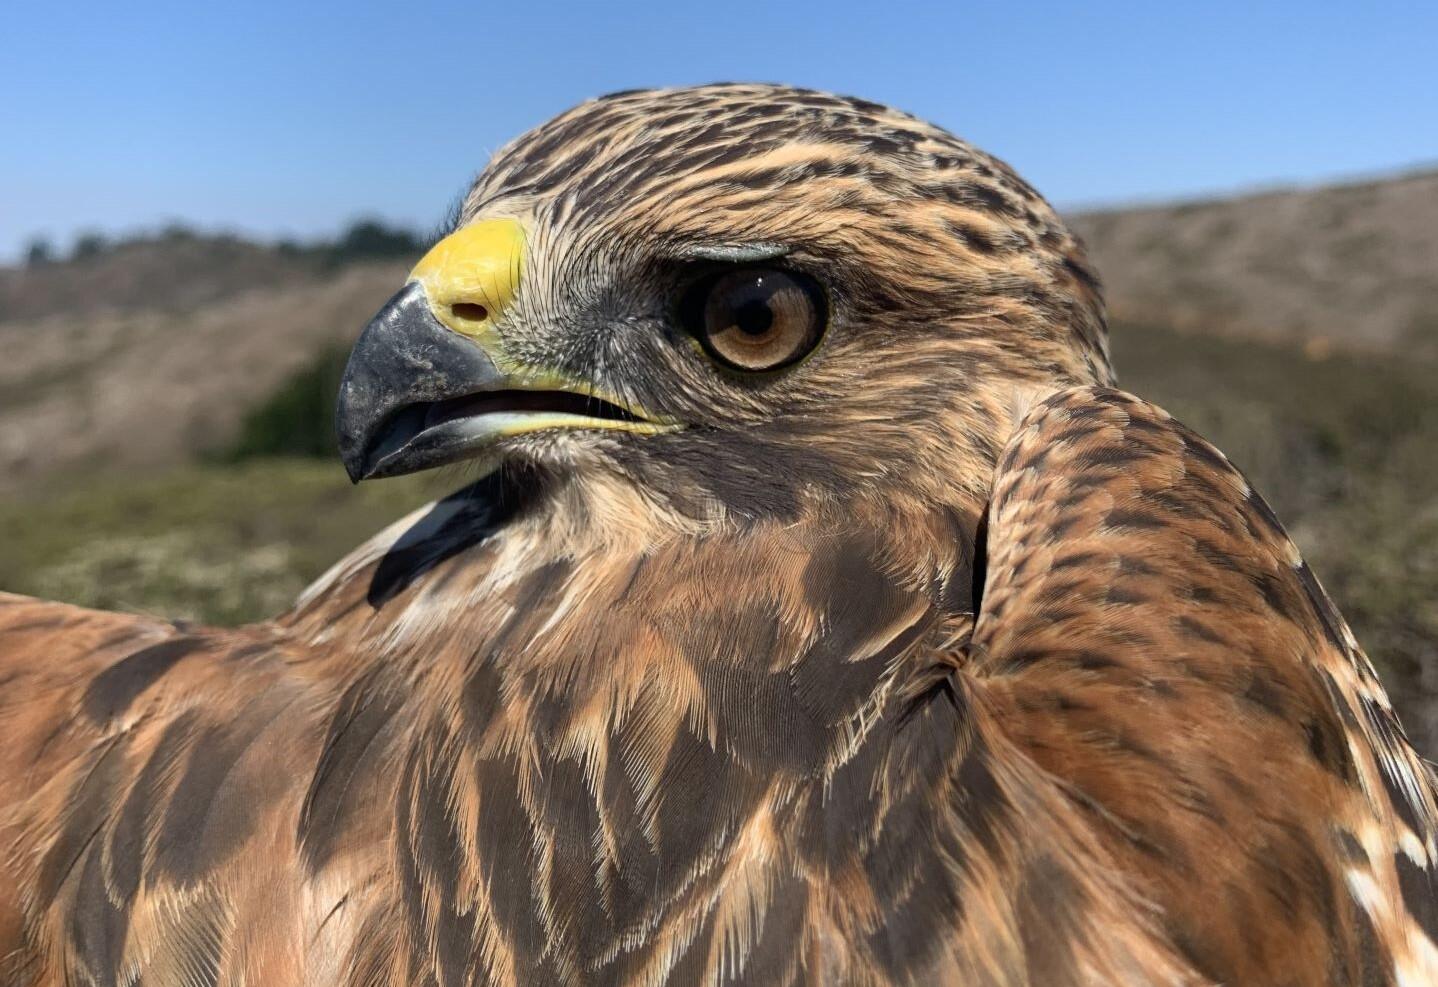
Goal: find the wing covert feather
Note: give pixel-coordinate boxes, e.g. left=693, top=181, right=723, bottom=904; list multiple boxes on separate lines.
left=0, top=594, right=352, bottom=986
left=971, top=386, right=1438, bottom=985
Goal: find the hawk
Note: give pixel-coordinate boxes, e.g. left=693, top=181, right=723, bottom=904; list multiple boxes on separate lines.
left=2, top=84, right=1436, bottom=986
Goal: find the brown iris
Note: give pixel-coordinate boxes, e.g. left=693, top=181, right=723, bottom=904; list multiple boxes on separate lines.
left=683, top=268, right=826, bottom=372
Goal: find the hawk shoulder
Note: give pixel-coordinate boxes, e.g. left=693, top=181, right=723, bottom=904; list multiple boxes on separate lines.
left=965, top=385, right=1438, bottom=984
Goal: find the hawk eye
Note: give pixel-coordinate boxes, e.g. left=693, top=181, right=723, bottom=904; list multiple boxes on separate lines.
left=680, top=267, right=826, bottom=373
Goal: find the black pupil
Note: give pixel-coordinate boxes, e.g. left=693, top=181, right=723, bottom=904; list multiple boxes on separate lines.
left=733, top=296, right=774, bottom=335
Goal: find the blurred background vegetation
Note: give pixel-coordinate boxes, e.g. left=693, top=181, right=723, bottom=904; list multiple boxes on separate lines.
left=2, top=178, right=1438, bottom=755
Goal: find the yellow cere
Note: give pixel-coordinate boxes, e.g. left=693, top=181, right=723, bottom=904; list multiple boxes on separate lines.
left=409, top=218, right=526, bottom=341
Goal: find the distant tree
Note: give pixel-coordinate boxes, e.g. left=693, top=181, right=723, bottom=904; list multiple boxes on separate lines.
left=24, top=237, right=54, bottom=267
left=71, top=232, right=109, bottom=261
left=325, top=218, right=421, bottom=266
left=160, top=222, right=197, bottom=242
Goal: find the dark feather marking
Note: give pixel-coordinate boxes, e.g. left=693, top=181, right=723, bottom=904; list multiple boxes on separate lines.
left=154, top=699, right=293, bottom=882
left=1104, top=508, right=1164, bottom=530
left=537, top=756, right=609, bottom=962
left=1074, top=650, right=1123, bottom=672
left=1115, top=555, right=1158, bottom=577
left=1249, top=570, right=1297, bottom=623
left=1080, top=443, right=1147, bottom=469
left=1304, top=710, right=1357, bottom=782
left=400, top=742, right=478, bottom=987
left=651, top=431, right=847, bottom=521
left=952, top=747, right=1007, bottom=858
left=1015, top=853, right=1084, bottom=986
left=802, top=710, right=890, bottom=865
left=35, top=735, right=128, bottom=906
left=1014, top=442, right=1052, bottom=474
left=653, top=724, right=758, bottom=869
left=83, top=636, right=203, bottom=722
left=106, top=713, right=200, bottom=901
left=1360, top=694, right=1429, bottom=838
left=1395, top=852, right=1438, bottom=946
left=223, top=641, right=274, bottom=663
left=69, top=842, right=127, bottom=987
left=1294, top=560, right=1351, bottom=654
left=1336, top=829, right=1369, bottom=864
left=1104, top=584, right=1147, bottom=605
left=1240, top=668, right=1288, bottom=718
left=458, top=658, right=506, bottom=745
left=1244, top=487, right=1289, bottom=542
left=1046, top=513, right=1081, bottom=540
left=1179, top=432, right=1233, bottom=474
left=689, top=605, right=827, bottom=769
left=727, top=869, right=808, bottom=985
left=1174, top=615, right=1226, bottom=645
left=0, top=615, right=70, bottom=634
left=471, top=755, right=553, bottom=977
left=367, top=472, right=515, bottom=607
left=1349, top=897, right=1397, bottom=987
left=486, top=558, right=574, bottom=657
left=301, top=669, right=407, bottom=870
left=944, top=220, right=1006, bottom=255
left=861, top=705, right=969, bottom=977
left=597, top=726, right=663, bottom=930
left=793, top=534, right=931, bottom=729
left=1061, top=254, right=1103, bottom=294
left=1183, top=582, right=1221, bottom=605
left=391, top=759, right=430, bottom=964
left=798, top=533, right=912, bottom=656
left=864, top=817, right=963, bottom=977
left=1050, top=550, right=1101, bottom=573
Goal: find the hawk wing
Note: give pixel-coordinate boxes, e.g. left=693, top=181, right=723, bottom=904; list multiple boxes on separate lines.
left=970, top=385, right=1438, bottom=984
left=0, top=596, right=357, bottom=986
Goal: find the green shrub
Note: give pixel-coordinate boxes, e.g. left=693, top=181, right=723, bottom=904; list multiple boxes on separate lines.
left=222, top=347, right=351, bottom=460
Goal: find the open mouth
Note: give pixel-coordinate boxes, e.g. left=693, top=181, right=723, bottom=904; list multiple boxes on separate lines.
left=355, top=388, right=666, bottom=479
left=419, top=389, right=648, bottom=430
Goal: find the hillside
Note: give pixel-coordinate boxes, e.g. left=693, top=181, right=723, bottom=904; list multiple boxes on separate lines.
left=3, top=169, right=1436, bottom=491
left=0, top=230, right=410, bottom=492
left=1069, top=167, right=1438, bottom=356
left=0, top=263, right=405, bottom=491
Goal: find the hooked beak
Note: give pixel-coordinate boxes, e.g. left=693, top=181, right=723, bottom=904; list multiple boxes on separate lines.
left=335, top=220, right=671, bottom=482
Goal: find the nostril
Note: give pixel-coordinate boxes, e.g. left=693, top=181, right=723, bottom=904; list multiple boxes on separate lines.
left=451, top=302, right=489, bottom=322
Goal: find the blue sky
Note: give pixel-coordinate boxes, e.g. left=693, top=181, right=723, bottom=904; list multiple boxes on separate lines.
left=4, top=0, right=1435, bottom=261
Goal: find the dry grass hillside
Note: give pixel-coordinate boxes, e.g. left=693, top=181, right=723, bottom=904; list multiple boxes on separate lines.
left=1070, top=167, right=1438, bottom=356
left=3, top=170, right=1436, bottom=491
left=0, top=235, right=407, bottom=492
left=2, top=172, right=1437, bottom=755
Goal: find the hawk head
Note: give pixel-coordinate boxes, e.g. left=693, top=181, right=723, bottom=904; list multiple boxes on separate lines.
left=336, top=83, right=1109, bottom=522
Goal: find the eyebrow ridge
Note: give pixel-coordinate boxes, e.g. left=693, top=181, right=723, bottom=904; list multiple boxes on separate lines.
left=670, top=241, right=791, bottom=264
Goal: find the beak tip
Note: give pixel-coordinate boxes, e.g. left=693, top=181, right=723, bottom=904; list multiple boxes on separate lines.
left=336, top=423, right=366, bottom=484
left=339, top=442, right=372, bottom=484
